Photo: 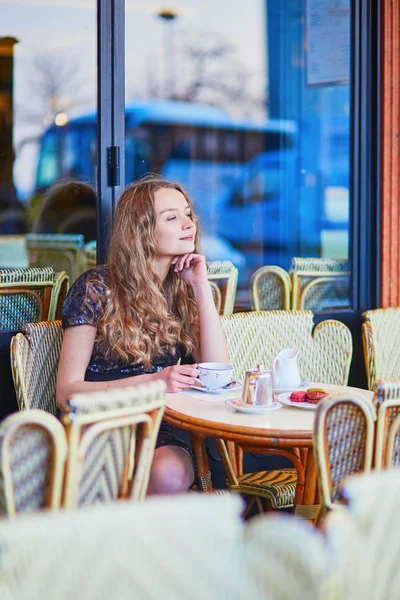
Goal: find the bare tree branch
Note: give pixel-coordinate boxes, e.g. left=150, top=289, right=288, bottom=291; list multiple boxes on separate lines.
left=16, top=51, right=91, bottom=125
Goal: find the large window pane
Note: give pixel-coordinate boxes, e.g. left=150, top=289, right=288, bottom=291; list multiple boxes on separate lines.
left=123, top=1, right=352, bottom=311
left=122, top=0, right=352, bottom=311
left=0, top=1, right=96, bottom=280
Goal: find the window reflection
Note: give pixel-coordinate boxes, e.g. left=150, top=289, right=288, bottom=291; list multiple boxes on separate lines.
left=0, top=0, right=352, bottom=311
left=0, top=1, right=96, bottom=279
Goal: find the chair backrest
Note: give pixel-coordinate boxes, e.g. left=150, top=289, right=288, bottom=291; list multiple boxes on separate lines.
left=0, top=410, right=67, bottom=518
left=11, top=320, right=64, bottom=413
left=250, top=265, right=291, bottom=310
left=313, top=394, right=375, bottom=513
left=289, top=257, right=350, bottom=311
left=385, top=413, right=400, bottom=468
left=61, top=381, right=166, bottom=508
left=373, top=378, right=400, bottom=469
left=0, top=234, right=29, bottom=268
left=0, top=494, right=245, bottom=600
left=362, top=308, right=400, bottom=390
left=83, top=239, right=97, bottom=270
left=220, top=310, right=353, bottom=384
left=207, top=261, right=238, bottom=315
left=26, top=233, right=85, bottom=284
left=324, top=470, right=400, bottom=600
left=209, top=280, right=222, bottom=313
left=0, top=267, right=68, bottom=330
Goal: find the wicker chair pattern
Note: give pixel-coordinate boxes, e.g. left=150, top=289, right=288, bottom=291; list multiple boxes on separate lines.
left=362, top=308, right=400, bottom=390
left=385, top=413, right=400, bottom=467
left=250, top=265, right=291, bottom=310
left=218, top=311, right=353, bottom=513
left=372, top=378, right=400, bottom=469
left=209, top=280, right=222, bottom=313
left=290, top=257, right=349, bottom=273
left=214, top=444, right=297, bottom=510
left=0, top=410, right=67, bottom=518
left=323, top=470, right=400, bottom=600
left=62, top=381, right=165, bottom=508
left=4, top=472, right=400, bottom=600
left=206, top=260, right=238, bottom=315
left=289, top=257, right=350, bottom=311
left=0, top=267, right=68, bottom=330
left=220, top=310, right=352, bottom=384
left=313, top=395, right=375, bottom=515
left=11, top=320, right=64, bottom=413
left=0, top=495, right=249, bottom=600
left=26, top=233, right=86, bottom=284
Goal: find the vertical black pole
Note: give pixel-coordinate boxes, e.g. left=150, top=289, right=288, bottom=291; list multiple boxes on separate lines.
left=97, top=0, right=125, bottom=264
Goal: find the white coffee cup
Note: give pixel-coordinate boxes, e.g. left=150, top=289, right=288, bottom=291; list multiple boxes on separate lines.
left=198, top=362, right=234, bottom=389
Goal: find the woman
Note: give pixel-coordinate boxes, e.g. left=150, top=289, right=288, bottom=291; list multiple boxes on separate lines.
left=57, top=176, right=229, bottom=495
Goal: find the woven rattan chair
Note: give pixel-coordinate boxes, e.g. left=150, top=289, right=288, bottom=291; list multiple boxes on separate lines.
left=324, top=470, right=400, bottom=600
left=250, top=265, right=291, bottom=310
left=221, top=310, right=352, bottom=383
left=209, top=281, right=222, bottom=313
left=313, top=394, right=376, bottom=517
left=11, top=320, right=64, bottom=413
left=207, top=261, right=238, bottom=315
left=0, top=495, right=248, bottom=600
left=61, top=381, right=166, bottom=508
left=218, top=310, right=353, bottom=514
left=289, top=257, right=350, bottom=311
left=0, top=234, right=29, bottom=268
left=373, top=378, right=400, bottom=469
left=26, top=233, right=86, bottom=284
left=0, top=410, right=67, bottom=518
left=385, top=413, right=400, bottom=468
left=0, top=267, right=68, bottom=330
left=362, top=308, right=400, bottom=390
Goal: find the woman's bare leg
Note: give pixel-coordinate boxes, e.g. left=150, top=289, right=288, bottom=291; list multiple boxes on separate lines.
left=147, top=445, right=195, bottom=496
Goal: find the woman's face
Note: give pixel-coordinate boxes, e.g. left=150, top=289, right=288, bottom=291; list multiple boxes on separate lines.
left=154, top=187, right=196, bottom=259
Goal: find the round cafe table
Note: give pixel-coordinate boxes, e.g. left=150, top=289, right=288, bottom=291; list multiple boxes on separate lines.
left=164, top=383, right=374, bottom=512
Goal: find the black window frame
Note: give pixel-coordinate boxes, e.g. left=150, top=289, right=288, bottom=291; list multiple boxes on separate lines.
left=96, top=0, right=125, bottom=264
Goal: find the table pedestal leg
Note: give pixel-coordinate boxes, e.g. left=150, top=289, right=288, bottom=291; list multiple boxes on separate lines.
left=190, top=433, right=213, bottom=492
left=294, top=448, right=320, bottom=520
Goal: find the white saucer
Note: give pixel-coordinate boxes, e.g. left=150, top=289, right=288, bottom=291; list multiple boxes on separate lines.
left=225, top=399, right=282, bottom=414
left=274, top=381, right=310, bottom=395
left=276, top=392, right=318, bottom=411
left=189, top=380, right=242, bottom=394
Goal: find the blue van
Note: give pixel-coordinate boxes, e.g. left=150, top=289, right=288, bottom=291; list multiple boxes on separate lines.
left=34, top=100, right=323, bottom=279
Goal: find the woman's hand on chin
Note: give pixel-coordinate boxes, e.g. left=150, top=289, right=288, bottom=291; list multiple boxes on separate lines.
left=171, top=253, right=208, bottom=287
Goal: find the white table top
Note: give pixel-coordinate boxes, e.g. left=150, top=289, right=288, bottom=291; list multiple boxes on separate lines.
left=165, top=383, right=374, bottom=436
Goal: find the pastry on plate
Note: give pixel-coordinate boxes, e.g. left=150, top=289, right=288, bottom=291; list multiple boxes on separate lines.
left=290, top=390, right=308, bottom=402
left=305, top=388, right=327, bottom=404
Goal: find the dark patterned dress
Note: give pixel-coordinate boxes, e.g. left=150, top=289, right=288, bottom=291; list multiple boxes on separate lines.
left=62, top=266, right=195, bottom=464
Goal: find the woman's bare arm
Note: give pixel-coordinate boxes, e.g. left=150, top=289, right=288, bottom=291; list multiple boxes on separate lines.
left=192, top=281, right=230, bottom=362
left=56, top=325, right=198, bottom=409
left=172, top=253, right=229, bottom=363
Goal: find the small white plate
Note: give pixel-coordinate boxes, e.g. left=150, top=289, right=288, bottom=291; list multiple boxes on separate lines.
left=274, top=381, right=310, bottom=395
left=225, top=399, right=282, bottom=414
left=276, top=392, right=318, bottom=411
left=189, top=380, right=242, bottom=394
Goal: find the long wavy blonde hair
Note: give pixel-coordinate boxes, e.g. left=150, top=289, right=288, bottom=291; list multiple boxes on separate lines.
left=91, top=176, right=200, bottom=366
